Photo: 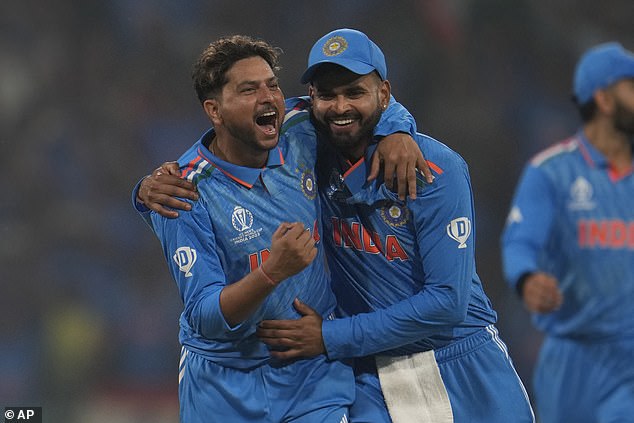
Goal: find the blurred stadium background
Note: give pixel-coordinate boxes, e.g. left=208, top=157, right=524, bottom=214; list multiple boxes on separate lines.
left=1, top=1, right=632, bottom=421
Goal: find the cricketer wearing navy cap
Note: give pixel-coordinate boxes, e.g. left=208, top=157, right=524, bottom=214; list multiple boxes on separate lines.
left=573, top=41, right=634, bottom=104
left=300, top=28, right=387, bottom=84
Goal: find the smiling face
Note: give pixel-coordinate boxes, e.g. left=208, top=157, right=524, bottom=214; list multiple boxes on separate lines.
left=204, top=56, right=285, bottom=167
left=309, top=64, right=390, bottom=161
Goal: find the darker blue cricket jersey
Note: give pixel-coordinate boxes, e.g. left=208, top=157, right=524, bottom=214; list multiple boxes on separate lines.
left=302, top=128, right=498, bottom=359
left=501, top=131, right=634, bottom=340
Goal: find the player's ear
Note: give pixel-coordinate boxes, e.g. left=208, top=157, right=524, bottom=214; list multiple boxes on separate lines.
left=308, top=85, right=316, bottom=101
left=203, top=98, right=222, bottom=125
left=593, top=88, right=616, bottom=115
left=378, top=79, right=391, bottom=110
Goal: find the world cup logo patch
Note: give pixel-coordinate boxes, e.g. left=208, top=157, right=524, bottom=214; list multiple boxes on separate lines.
left=323, top=36, right=348, bottom=56
left=229, top=205, right=263, bottom=245
left=568, top=176, right=595, bottom=210
left=381, top=204, right=409, bottom=227
left=232, top=205, right=253, bottom=232
left=301, top=170, right=317, bottom=199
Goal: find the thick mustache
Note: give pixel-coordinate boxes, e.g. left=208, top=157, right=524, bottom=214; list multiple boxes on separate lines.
left=326, top=113, right=358, bottom=121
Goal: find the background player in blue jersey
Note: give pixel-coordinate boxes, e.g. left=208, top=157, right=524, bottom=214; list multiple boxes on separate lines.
left=135, top=33, right=431, bottom=422
left=501, top=42, right=634, bottom=423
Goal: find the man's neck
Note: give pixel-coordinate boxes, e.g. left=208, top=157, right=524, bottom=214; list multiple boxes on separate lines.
left=342, top=150, right=365, bottom=164
left=211, top=134, right=269, bottom=168
left=340, top=139, right=371, bottom=164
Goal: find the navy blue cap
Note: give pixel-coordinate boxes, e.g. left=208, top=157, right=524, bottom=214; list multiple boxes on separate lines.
left=300, top=28, right=387, bottom=84
left=573, top=42, right=634, bottom=104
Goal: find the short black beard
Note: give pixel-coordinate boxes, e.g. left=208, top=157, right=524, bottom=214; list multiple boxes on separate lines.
left=613, top=100, right=634, bottom=137
left=312, top=106, right=383, bottom=158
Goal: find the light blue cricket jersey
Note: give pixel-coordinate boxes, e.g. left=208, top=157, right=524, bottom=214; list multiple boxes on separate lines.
left=288, top=121, right=498, bottom=359
left=501, top=131, right=634, bottom=340
left=149, top=124, right=331, bottom=370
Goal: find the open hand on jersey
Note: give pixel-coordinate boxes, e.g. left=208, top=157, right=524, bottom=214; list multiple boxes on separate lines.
left=260, top=222, right=318, bottom=285
left=257, top=298, right=325, bottom=359
left=521, top=272, right=563, bottom=313
left=137, top=161, right=198, bottom=218
left=370, top=132, right=434, bottom=201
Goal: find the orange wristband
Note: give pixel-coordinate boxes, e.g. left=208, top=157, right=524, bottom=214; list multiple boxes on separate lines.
left=258, top=265, right=277, bottom=287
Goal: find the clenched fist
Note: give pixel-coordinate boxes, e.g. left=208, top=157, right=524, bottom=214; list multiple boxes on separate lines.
left=261, top=222, right=317, bottom=284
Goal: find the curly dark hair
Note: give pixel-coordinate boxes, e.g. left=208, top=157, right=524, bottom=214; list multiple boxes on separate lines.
left=192, top=35, right=282, bottom=104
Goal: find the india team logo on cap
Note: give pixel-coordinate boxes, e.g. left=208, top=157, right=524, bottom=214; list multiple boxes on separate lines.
left=381, top=204, right=409, bottom=227
left=323, top=36, right=348, bottom=56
